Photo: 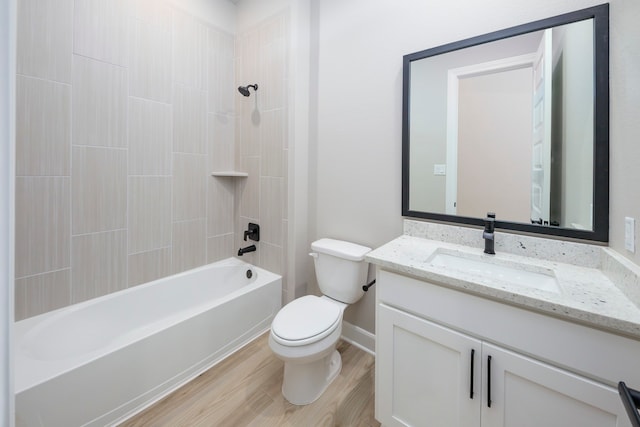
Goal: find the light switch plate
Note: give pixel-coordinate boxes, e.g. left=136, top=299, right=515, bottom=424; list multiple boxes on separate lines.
left=625, top=217, right=635, bottom=253
left=433, top=164, right=446, bottom=176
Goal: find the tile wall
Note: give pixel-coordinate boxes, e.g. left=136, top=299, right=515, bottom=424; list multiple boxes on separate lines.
left=13, top=1, right=287, bottom=320
left=234, top=12, right=290, bottom=303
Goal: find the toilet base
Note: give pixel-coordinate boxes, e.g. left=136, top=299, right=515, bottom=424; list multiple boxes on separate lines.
left=282, top=350, right=342, bottom=405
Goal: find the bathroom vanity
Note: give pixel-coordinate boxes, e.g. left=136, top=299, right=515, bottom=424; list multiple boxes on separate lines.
left=368, top=221, right=640, bottom=427
left=380, top=4, right=632, bottom=425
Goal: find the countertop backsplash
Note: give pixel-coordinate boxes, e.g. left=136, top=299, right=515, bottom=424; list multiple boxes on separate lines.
left=602, top=248, right=640, bottom=310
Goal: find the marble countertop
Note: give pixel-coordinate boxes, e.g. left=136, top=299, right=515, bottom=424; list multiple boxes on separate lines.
left=366, top=235, right=640, bottom=340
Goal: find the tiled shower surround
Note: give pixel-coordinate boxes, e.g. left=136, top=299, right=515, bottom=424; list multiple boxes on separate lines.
left=15, top=0, right=289, bottom=320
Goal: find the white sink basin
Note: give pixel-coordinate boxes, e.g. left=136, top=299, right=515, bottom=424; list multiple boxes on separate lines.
left=428, top=250, right=560, bottom=294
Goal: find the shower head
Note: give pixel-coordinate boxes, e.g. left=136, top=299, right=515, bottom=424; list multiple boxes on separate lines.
left=238, top=84, right=258, bottom=97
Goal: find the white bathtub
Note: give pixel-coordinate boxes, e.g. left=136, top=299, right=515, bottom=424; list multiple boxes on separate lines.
left=15, top=258, right=282, bottom=427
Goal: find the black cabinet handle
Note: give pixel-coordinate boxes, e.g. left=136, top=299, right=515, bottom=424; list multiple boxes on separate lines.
left=487, top=355, right=492, bottom=408
left=470, top=349, right=475, bottom=399
left=618, top=381, right=640, bottom=427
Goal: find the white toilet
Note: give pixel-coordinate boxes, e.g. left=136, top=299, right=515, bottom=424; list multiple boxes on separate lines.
left=269, top=238, right=371, bottom=405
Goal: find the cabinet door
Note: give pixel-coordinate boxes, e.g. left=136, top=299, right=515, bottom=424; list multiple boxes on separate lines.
left=376, top=304, right=481, bottom=427
left=481, top=343, right=631, bottom=427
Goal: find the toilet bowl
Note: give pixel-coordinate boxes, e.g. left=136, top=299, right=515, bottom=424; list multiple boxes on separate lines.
left=269, top=238, right=371, bottom=405
left=269, top=295, right=346, bottom=405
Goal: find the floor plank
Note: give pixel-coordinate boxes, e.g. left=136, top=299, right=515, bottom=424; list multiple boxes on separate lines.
left=119, top=332, right=380, bottom=426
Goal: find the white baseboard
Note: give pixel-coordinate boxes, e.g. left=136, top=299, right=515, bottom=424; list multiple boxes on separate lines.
left=341, top=321, right=375, bottom=356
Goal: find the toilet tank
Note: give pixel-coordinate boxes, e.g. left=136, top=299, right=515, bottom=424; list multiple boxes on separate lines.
left=310, top=239, right=371, bottom=304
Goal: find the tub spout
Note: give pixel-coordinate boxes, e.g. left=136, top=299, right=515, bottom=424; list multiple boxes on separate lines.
left=238, top=245, right=256, bottom=256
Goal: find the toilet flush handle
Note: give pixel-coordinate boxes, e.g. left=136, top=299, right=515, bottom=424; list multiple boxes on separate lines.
left=309, top=252, right=318, bottom=258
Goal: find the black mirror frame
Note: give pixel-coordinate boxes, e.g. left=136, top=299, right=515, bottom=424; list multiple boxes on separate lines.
left=402, top=4, right=609, bottom=242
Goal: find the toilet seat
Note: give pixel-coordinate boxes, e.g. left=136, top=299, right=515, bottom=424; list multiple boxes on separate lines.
left=271, top=296, right=341, bottom=347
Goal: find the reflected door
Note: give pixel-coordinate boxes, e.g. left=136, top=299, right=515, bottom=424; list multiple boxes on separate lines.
left=456, top=67, right=533, bottom=221
left=530, top=29, right=553, bottom=225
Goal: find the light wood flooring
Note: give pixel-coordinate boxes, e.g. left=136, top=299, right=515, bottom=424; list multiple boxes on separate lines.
left=119, top=332, right=380, bottom=426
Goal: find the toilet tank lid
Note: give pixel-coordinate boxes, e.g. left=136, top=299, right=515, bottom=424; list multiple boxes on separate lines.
left=311, top=238, right=371, bottom=261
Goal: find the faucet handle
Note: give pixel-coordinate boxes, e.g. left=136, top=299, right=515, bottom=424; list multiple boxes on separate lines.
left=484, top=212, right=496, bottom=255
left=484, top=212, right=496, bottom=234
left=244, top=223, right=260, bottom=242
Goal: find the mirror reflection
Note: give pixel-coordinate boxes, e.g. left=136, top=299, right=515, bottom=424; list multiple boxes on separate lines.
left=403, top=5, right=609, bottom=241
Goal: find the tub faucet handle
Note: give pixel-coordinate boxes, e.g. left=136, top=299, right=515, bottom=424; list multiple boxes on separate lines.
left=244, top=223, right=260, bottom=242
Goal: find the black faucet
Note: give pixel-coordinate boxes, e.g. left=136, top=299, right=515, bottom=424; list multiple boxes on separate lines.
left=483, top=212, right=496, bottom=255
left=238, top=245, right=256, bottom=256
left=243, top=223, right=260, bottom=242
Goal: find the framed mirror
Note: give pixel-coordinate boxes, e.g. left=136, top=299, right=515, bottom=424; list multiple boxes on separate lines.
left=402, top=4, right=609, bottom=242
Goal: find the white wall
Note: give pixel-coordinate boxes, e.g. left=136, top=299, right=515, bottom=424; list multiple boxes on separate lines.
left=609, top=0, right=640, bottom=259
left=1, top=0, right=15, bottom=423
left=313, top=0, right=640, bottom=334
left=236, top=0, right=288, bottom=32
left=170, top=0, right=236, bottom=33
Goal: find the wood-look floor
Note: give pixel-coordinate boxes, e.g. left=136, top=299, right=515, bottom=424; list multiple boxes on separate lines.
left=119, top=332, right=380, bottom=427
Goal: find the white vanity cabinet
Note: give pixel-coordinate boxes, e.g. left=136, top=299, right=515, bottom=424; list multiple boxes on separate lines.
left=377, top=304, right=481, bottom=426
left=481, top=342, right=623, bottom=427
left=375, top=270, right=634, bottom=427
